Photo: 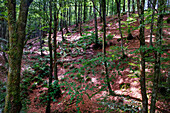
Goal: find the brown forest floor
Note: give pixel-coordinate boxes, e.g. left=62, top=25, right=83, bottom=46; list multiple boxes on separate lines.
left=0, top=12, right=170, bottom=113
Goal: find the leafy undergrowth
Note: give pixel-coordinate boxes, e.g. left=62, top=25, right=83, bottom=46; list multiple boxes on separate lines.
left=0, top=12, right=170, bottom=112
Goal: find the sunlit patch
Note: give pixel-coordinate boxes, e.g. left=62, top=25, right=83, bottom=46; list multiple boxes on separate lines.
left=145, top=35, right=155, bottom=43
left=163, top=29, right=170, bottom=35
left=114, top=35, right=121, bottom=39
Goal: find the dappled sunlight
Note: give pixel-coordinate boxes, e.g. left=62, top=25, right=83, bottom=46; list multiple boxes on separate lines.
left=1, top=8, right=169, bottom=113
left=145, top=35, right=155, bottom=43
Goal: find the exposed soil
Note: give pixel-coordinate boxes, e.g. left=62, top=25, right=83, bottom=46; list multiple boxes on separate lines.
left=0, top=12, right=169, bottom=113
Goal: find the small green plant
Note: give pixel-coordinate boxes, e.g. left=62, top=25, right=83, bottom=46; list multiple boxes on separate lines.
left=106, top=33, right=114, bottom=40
left=0, top=81, right=6, bottom=111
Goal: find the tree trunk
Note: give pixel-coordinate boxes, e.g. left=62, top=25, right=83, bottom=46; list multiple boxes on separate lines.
left=75, top=0, right=78, bottom=27
left=53, top=1, right=61, bottom=97
left=92, top=0, right=99, bottom=45
left=102, top=0, right=112, bottom=95
left=137, top=0, right=148, bottom=112
left=78, top=2, right=82, bottom=36
left=148, top=0, right=151, bottom=9
left=111, top=0, right=114, bottom=15
left=123, top=0, right=125, bottom=12
left=116, top=0, right=125, bottom=57
left=39, top=1, right=43, bottom=56
left=150, top=0, right=164, bottom=112
left=89, top=3, right=92, bottom=18
left=4, top=0, right=33, bottom=112
left=46, top=0, right=53, bottom=112
left=132, top=0, right=135, bottom=13
left=107, top=0, right=109, bottom=16
left=64, top=1, right=69, bottom=34
left=83, top=0, right=87, bottom=22
left=128, top=0, right=131, bottom=16
left=69, top=5, right=71, bottom=26
left=149, top=0, right=157, bottom=46
left=127, top=0, right=132, bottom=38
left=99, top=0, right=102, bottom=22
left=59, top=1, right=64, bottom=41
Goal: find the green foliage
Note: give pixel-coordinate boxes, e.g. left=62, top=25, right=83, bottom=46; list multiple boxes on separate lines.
left=83, top=26, right=94, bottom=31
left=106, top=33, right=115, bottom=40
left=0, top=81, right=6, bottom=111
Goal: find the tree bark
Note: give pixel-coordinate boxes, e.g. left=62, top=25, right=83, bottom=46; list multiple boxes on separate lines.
left=132, top=0, right=135, bottom=13
left=99, top=0, right=102, bottom=22
left=59, top=0, right=64, bottom=41
left=63, top=1, right=69, bottom=34
left=4, top=0, right=33, bottom=112
left=39, top=1, right=43, bottom=56
left=46, top=0, right=53, bottom=112
left=75, top=0, right=78, bottom=27
left=150, top=0, right=164, bottom=112
left=149, top=0, right=157, bottom=46
left=137, top=0, right=148, bottom=112
left=89, top=3, right=92, bottom=18
left=78, top=1, right=82, bottom=36
left=69, top=4, right=71, bottom=26
left=111, top=0, right=114, bottom=15
left=123, top=0, right=125, bottom=12
left=148, top=0, right=151, bottom=9
left=107, top=0, right=109, bottom=16
left=92, top=0, right=99, bottom=45
left=128, top=0, right=131, bottom=16
left=53, top=0, right=61, bottom=97
left=102, top=0, right=112, bottom=95
left=116, top=0, right=125, bottom=57
left=83, top=0, right=87, bottom=23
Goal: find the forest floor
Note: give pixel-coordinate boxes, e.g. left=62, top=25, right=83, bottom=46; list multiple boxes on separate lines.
left=0, top=12, right=170, bottom=113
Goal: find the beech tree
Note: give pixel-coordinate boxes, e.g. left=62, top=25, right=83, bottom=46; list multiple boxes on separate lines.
left=4, top=0, right=33, bottom=112
left=46, top=0, right=53, bottom=112
left=83, top=0, right=87, bottom=22
left=137, top=0, right=148, bottom=112
left=102, top=0, right=112, bottom=94
left=150, top=0, right=165, bottom=112
left=91, top=0, right=99, bottom=45
left=149, top=0, right=157, bottom=46
left=115, top=0, right=126, bottom=58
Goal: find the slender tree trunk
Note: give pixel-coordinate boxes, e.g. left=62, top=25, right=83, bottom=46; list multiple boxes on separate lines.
left=46, top=0, right=53, bottom=112
left=39, top=1, right=43, bottom=56
left=127, top=0, right=132, bottom=37
left=4, top=0, right=33, bottom=112
left=75, top=0, right=78, bottom=27
left=53, top=1, right=61, bottom=97
left=116, top=0, right=125, bottom=57
left=132, top=0, right=135, bottom=13
left=59, top=1, right=64, bottom=41
left=64, top=1, right=69, bottom=34
left=89, top=3, right=92, bottom=18
left=78, top=2, right=82, bottom=36
left=123, top=0, right=125, bottom=12
left=128, top=0, right=131, bottom=16
left=69, top=5, right=71, bottom=26
left=92, top=0, right=99, bottom=45
left=137, top=0, right=148, bottom=112
left=99, top=0, right=103, bottom=22
left=107, top=0, right=109, bottom=16
left=84, top=0, right=87, bottom=22
left=102, top=0, right=112, bottom=95
left=149, top=0, right=157, bottom=46
left=111, top=0, right=114, bottom=15
left=148, top=0, right=151, bottom=9
left=150, top=0, right=164, bottom=112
